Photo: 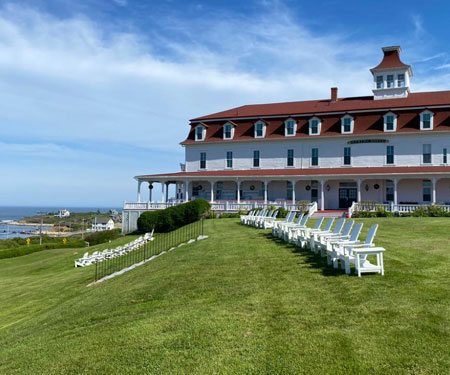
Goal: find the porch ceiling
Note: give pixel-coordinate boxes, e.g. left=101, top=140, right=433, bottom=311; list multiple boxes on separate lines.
left=136, top=166, right=450, bottom=181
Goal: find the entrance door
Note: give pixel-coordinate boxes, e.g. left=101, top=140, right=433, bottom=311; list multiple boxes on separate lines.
left=339, top=187, right=357, bottom=208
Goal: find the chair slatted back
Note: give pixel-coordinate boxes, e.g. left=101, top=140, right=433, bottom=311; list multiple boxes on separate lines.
left=272, top=210, right=278, bottom=218
left=341, top=220, right=354, bottom=237
left=349, top=223, right=363, bottom=242
left=365, top=224, right=379, bottom=245
left=333, top=218, right=345, bottom=234
left=323, top=217, right=335, bottom=232
left=300, top=214, right=309, bottom=226
left=295, top=213, right=304, bottom=224
left=314, top=217, right=324, bottom=229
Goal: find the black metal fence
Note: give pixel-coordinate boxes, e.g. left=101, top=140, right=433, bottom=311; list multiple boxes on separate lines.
left=94, top=219, right=203, bottom=281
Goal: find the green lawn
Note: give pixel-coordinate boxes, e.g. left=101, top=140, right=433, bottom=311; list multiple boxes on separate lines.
left=0, top=218, right=449, bottom=374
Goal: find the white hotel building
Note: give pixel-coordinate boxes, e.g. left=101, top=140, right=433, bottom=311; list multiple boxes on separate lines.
left=123, top=46, right=450, bottom=232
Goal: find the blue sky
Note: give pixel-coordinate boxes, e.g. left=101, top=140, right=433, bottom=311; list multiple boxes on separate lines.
left=1, top=0, right=450, bottom=207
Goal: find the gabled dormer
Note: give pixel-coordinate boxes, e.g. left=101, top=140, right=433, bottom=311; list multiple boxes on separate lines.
left=371, top=46, right=412, bottom=100
left=254, top=120, right=267, bottom=138
left=284, top=118, right=297, bottom=137
left=341, top=114, right=354, bottom=134
left=383, top=112, right=397, bottom=132
left=194, top=123, right=207, bottom=141
left=223, top=121, right=236, bottom=140
left=420, top=110, right=434, bottom=131
left=309, top=117, right=321, bottom=136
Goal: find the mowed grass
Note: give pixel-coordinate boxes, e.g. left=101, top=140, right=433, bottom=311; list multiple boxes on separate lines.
left=0, top=218, right=449, bottom=375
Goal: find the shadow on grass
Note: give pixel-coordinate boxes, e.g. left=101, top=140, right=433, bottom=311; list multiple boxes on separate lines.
left=262, top=232, right=344, bottom=277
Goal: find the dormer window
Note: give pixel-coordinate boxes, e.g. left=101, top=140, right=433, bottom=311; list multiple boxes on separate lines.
left=195, top=125, right=206, bottom=141
left=341, top=115, right=354, bottom=134
left=284, top=119, right=297, bottom=136
left=420, top=110, right=434, bottom=130
left=397, top=74, right=405, bottom=87
left=254, top=120, right=266, bottom=138
left=383, top=112, right=397, bottom=132
left=309, top=117, right=321, bottom=135
left=223, top=122, right=235, bottom=140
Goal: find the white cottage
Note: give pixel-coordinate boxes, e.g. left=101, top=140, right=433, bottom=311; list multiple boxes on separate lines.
left=123, top=46, right=450, bottom=233
left=92, top=217, right=115, bottom=232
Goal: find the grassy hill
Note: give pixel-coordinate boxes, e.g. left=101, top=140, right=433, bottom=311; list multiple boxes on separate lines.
left=0, top=218, right=449, bottom=374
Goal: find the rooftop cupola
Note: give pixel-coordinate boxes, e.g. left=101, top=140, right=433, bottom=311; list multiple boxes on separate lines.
left=371, top=46, right=413, bottom=100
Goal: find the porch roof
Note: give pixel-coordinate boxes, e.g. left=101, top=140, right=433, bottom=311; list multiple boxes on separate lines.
left=137, top=166, right=450, bottom=180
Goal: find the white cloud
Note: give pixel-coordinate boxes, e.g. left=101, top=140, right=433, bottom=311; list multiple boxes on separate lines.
left=0, top=2, right=449, bottom=205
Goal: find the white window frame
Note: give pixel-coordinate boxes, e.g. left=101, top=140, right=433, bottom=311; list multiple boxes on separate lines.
left=309, top=117, right=321, bottom=136
left=386, top=145, right=395, bottom=165
left=397, top=73, right=405, bottom=88
left=383, top=112, right=397, bottom=132
left=375, top=75, right=384, bottom=89
left=284, top=118, right=297, bottom=137
left=199, top=152, right=207, bottom=170
left=311, top=147, right=319, bottom=167
left=343, top=146, right=351, bottom=166
left=254, top=120, right=266, bottom=138
left=252, top=150, right=260, bottom=168
left=223, top=122, right=235, bottom=140
left=443, top=148, right=448, bottom=165
left=195, top=125, right=206, bottom=141
left=341, top=115, right=354, bottom=134
left=386, top=74, right=394, bottom=88
left=225, top=151, right=233, bottom=169
left=420, top=110, right=434, bottom=131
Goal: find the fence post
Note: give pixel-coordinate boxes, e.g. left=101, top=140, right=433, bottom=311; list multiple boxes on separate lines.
left=95, top=261, right=98, bottom=281
left=201, top=218, right=204, bottom=237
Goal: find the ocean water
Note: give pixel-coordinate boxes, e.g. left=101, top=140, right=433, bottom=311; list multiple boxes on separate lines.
left=0, top=206, right=121, bottom=239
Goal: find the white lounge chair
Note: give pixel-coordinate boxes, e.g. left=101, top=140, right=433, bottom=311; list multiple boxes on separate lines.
left=296, top=217, right=324, bottom=248
left=327, top=222, right=363, bottom=268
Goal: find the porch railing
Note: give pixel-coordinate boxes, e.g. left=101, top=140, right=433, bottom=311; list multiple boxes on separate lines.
left=348, top=202, right=450, bottom=217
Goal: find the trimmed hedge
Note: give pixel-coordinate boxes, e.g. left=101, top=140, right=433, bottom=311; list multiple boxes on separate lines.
left=0, top=240, right=85, bottom=259
left=84, top=229, right=122, bottom=246
left=137, top=199, right=210, bottom=233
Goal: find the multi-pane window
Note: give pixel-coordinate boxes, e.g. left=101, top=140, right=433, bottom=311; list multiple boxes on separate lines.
left=387, top=74, right=394, bottom=88
left=195, top=126, right=204, bottom=141
left=285, top=120, right=295, bottom=136
left=344, top=147, right=351, bottom=165
left=223, top=124, right=232, bottom=139
left=386, top=181, right=394, bottom=202
left=386, top=115, right=395, bottom=131
left=310, top=119, right=319, bottom=135
left=376, top=75, right=383, bottom=89
left=422, top=113, right=432, bottom=129
left=311, top=148, right=319, bottom=166
left=226, top=151, right=233, bottom=168
left=342, top=117, right=352, bottom=133
left=386, top=145, right=394, bottom=165
left=397, top=73, right=405, bottom=87
left=200, top=152, right=206, bottom=169
left=253, top=150, right=260, bottom=168
left=423, top=144, right=432, bottom=164
left=423, top=180, right=432, bottom=202
left=287, top=181, right=293, bottom=200
left=444, top=148, right=448, bottom=164
left=255, top=122, right=264, bottom=137
left=287, top=149, right=294, bottom=167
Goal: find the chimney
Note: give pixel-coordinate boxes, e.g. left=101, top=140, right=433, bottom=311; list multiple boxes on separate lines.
left=331, top=87, right=338, bottom=102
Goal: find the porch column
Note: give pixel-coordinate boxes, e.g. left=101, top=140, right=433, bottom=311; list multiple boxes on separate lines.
left=137, top=180, right=142, bottom=203
left=237, top=180, right=241, bottom=203
left=161, top=182, right=165, bottom=203
left=432, top=177, right=437, bottom=204
left=291, top=180, right=296, bottom=204
left=320, top=179, right=325, bottom=211
left=148, top=182, right=153, bottom=202
left=264, top=181, right=269, bottom=204
left=209, top=181, right=215, bottom=203
left=184, top=180, right=190, bottom=202
left=165, top=182, right=170, bottom=202
left=356, top=179, right=362, bottom=203
left=393, top=178, right=398, bottom=205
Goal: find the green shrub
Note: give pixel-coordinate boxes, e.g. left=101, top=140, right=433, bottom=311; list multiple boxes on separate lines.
left=137, top=199, right=210, bottom=233
left=84, top=229, right=122, bottom=246
left=0, top=240, right=85, bottom=259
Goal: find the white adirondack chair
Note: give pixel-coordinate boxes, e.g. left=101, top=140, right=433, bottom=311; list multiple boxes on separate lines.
left=260, top=210, right=279, bottom=229
left=279, top=213, right=304, bottom=241
left=338, top=224, right=383, bottom=276
left=296, top=217, right=324, bottom=248
left=310, top=217, right=345, bottom=254
left=327, top=222, right=363, bottom=268
left=286, top=214, right=310, bottom=243
left=307, top=217, right=335, bottom=252
left=318, top=219, right=354, bottom=257
left=272, top=211, right=295, bottom=237
left=74, top=252, right=91, bottom=267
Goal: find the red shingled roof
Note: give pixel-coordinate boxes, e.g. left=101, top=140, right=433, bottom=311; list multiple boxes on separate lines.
left=137, top=166, right=450, bottom=180
left=190, top=91, right=450, bottom=122
left=371, top=46, right=411, bottom=71
left=183, top=106, right=450, bottom=144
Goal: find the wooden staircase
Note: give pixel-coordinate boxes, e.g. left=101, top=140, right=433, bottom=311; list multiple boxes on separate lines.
left=311, top=210, right=347, bottom=218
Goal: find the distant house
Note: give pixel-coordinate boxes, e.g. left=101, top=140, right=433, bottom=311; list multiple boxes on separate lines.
left=91, top=217, right=114, bottom=232
left=55, top=209, right=70, bottom=218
